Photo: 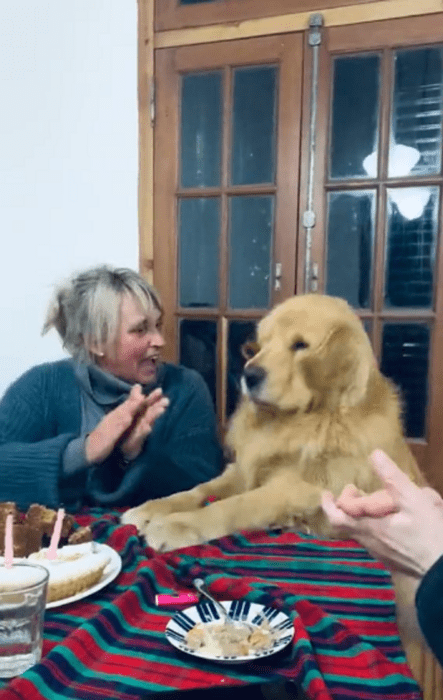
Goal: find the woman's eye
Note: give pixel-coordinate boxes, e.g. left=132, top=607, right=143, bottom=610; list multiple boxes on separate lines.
left=291, top=340, right=309, bottom=351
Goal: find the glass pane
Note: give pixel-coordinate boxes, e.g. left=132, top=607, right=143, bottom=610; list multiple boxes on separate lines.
left=229, top=195, right=274, bottom=309
left=325, top=190, right=375, bottom=309
left=385, top=187, right=438, bottom=308
left=232, top=66, right=277, bottom=185
left=179, top=319, right=217, bottom=409
left=330, top=54, right=380, bottom=179
left=227, top=321, right=257, bottom=418
left=179, top=197, right=220, bottom=308
left=381, top=323, right=430, bottom=438
left=181, top=72, right=222, bottom=188
left=362, top=319, right=372, bottom=339
left=390, top=47, right=443, bottom=177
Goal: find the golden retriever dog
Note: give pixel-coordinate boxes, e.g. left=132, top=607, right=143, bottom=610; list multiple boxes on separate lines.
left=122, top=294, right=423, bottom=549
left=122, top=294, right=429, bottom=673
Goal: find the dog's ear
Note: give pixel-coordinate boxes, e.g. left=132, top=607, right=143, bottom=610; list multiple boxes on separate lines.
left=302, top=324, right=372, bottom=407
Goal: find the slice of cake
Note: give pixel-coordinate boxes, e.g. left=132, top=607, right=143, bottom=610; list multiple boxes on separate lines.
left=0, top=502, right=93, bottom=556
left=0, top=502, right=19, bottom=525
left=26, top=504, right=75, bottom=539
left=28, top=543, right=111, bottom=602
left=0, top=521, right=42, bottom=557
left=67, top=526, right=93, bottom=545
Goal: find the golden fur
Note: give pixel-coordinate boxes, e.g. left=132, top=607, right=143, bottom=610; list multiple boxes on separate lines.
left=122, top=294, right=423, bottom=550
left=122, top=294, right=431, bottom=678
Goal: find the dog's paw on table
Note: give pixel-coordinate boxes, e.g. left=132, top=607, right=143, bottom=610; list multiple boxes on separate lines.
left=144, top=514, right=204, bottom=552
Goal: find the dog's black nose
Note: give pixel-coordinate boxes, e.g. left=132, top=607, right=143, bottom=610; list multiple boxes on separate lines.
left=243, top=365, right=266, bottom=392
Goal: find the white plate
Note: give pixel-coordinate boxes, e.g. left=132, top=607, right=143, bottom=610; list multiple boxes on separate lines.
left=165, top=600, right=294, bottom=664
left=45, top=543, right=122, bottom=609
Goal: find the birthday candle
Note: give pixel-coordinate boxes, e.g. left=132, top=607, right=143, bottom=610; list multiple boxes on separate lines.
left=4, top=514, right=13, bottom=569
left=46, top=508, right=65, bottom=560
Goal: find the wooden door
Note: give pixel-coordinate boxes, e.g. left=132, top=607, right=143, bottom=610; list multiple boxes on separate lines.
left=301, top=15, right=443, bottom=492
left=153, top=35, right=303, bottom=426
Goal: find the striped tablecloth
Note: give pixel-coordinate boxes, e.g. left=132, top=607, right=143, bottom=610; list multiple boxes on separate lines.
left=0, top=509, right=422, bottom=700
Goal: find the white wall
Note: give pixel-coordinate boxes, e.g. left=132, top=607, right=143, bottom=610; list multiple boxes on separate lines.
left=0, top=1, right=138, bottom=396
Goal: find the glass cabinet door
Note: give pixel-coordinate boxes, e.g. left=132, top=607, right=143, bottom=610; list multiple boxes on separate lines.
left=154, top=35, right=302, bottom=424
left=307, top=17, right=443, bottom=489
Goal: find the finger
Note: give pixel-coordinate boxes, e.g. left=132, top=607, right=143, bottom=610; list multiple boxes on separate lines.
left=321, top=491, right=356, bottom=528
left=342, top=484, right=364, bottom=498
left=125, top=385, right=146, bottom=413
left=142, top=397, right=169, bottom=417
left=144, top=387, right=164, bottom=405
left=369, top=450, right=418, bottom=501
left=129, top=384, right=143, bottom=400
left=422, top=487, right=443, bottom=509
left=335, top=485, right=366, bottom=516
left=352, top=490, right=397, bottom=517
left=139, top=402, right=168, bottom=431
left=126, top=402, right=168, bottom=446
left=336, top=484, right=363, bottom=504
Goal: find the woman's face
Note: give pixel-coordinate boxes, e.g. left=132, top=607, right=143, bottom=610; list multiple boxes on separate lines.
left=98, top=293, right=165, bottom=385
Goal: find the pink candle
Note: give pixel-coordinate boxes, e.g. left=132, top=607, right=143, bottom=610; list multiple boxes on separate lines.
left=4, top=514, right=13, bottom=569
left=46, top=508, right=65, bottom=560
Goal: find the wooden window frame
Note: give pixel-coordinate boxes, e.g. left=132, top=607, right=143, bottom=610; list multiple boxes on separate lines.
left=155, top=0, right=382, bottom=32
left=153, top=35, right=303, bottom=424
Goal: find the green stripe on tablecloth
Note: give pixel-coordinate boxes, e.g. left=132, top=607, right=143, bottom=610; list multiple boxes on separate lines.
left=322, top=672, right=419, bottom=688
left=39, top=644, right=279, bottom=688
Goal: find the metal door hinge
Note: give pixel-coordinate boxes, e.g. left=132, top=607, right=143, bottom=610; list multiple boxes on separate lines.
left=302, top=210, right=316, bottom=229
left=308, top=14, right=324, bottom=47
left=149, top=78, right=155, bottom=127
left=310, top=262, right=319, bottom=292
left=274, top=262, right=282, bottom=291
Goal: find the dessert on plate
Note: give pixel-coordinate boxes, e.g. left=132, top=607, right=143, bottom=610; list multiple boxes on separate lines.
left=0, top=502, right=92, bottom=558
left=29, top=542, right=111, bottom=602
left=0, top=501, right=108, bottom=602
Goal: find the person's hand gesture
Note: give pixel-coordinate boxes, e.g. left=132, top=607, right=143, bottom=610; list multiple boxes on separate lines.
left=85, top=385, right=168, bottom=464
left=321, top=449, right=443, bottom=577
left=120, top=387, right=169, bottom=461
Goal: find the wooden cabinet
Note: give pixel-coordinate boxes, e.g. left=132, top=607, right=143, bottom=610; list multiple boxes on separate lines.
left=142, top=3, right=443, bottom=696
left=150, top=14, right=443, bottom=496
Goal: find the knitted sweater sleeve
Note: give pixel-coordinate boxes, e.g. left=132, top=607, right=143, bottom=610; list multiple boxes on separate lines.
left=0, top=363, right=81, bottom=509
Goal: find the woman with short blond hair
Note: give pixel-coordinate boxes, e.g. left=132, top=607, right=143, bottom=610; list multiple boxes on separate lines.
left=0, top=265, right=222, bottom=510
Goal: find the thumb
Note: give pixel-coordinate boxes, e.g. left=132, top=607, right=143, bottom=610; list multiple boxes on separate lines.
left=369, top=450, right=416, bottom=502
left=126, top=384, right=145, bottom=412
left=129, top=383, right=143, bottom=398
left=321, top=491, right=355, bottom=528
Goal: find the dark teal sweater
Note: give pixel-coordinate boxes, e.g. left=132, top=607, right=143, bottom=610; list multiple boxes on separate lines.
left=416, top=554, right=443, bottom=667
left=0, top=360, right=222, bottom=511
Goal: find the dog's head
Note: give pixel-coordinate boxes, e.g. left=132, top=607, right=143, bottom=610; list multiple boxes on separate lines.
left=242, top=294, right=375, bottom=413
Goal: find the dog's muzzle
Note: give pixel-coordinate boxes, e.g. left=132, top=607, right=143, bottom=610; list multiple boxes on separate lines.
left=243, top=365, right=266, bottom=396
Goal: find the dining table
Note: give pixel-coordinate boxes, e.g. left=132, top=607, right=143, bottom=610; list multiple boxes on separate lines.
left=0, top=508, right=423, bottom=700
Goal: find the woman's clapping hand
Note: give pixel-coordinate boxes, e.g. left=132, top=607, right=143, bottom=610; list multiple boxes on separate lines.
left=85, top=385, right=169, bottom=464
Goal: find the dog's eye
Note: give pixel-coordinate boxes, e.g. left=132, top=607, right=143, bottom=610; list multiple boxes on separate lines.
left=241, top=341, right=260, bottom=360
left=291, top=340, right=309, bottom=351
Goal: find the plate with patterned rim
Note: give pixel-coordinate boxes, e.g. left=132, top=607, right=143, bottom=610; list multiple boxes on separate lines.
left=165, top=599, right=294, bottom=664
left=1, top=544, right=122, bottom=609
